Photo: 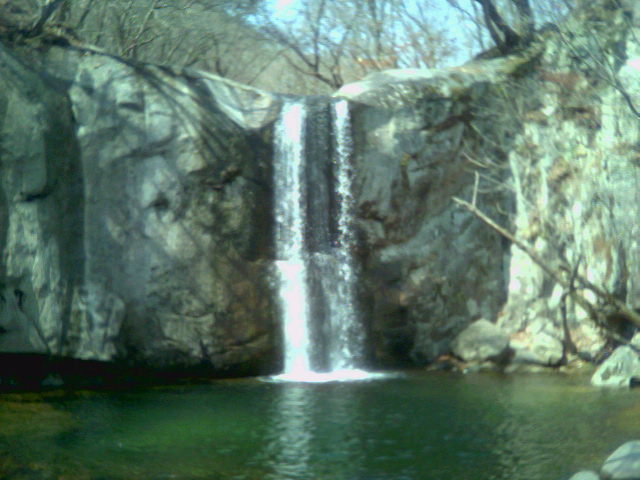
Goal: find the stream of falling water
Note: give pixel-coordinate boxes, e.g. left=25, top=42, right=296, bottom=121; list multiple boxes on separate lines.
left=273, top=101, right=312, bottom=377
left=326, top=99, right=363, bottom=371
left=273, top=99, right=370, bottom=382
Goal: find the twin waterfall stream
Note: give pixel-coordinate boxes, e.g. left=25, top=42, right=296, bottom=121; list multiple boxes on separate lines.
left=273, top=99, right=368, bottom=382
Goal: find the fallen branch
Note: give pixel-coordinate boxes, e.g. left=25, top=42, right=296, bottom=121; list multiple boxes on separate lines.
left=558, top=263, right=640, bottom=328
left=560, top=255, right=581, bottom=361
left=31, top=0, right=66, bottom=37
left=452, top=196, right=569, bottom=289
left=453, top=195, right=640, bottom=330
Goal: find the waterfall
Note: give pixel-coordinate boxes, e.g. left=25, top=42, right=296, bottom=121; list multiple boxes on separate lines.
left=273, top=98, right=368, bottom=382
left=273, top=102, right=313, bottom=376
left=326, top=99, right=362, bottom=370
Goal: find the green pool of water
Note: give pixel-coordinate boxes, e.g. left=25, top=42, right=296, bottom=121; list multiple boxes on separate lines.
left=1, top=371, right=639, bottom=480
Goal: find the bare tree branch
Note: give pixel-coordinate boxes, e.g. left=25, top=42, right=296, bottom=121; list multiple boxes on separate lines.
left=511, top=0, right=534, bottom=40
left=122, top=0, right=159, bottom=58
left=31, top=0, right=67, bottom=35
left=473, top=0, right=522, bottom=51
left=453, top=195, right=640, bottom=330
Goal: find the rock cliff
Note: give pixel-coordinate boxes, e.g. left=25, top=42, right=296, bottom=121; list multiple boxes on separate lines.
left=337, top=1, right=640, bottom=370
left=493, top=2, right=640, bottom=367
left=1, top=0, right=640, bottom=382
left=337, top=63, right=518, bottom=365
left=0, top=42, right=280, bottom=377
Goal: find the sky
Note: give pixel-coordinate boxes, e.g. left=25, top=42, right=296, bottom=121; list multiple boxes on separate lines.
left=273, top=0, right=295, bottom=9
left=268, top=0, right=474, bottom=67
left=271, top=0, right=298, bottom=18
left=267, top=0, right=577, bottom=61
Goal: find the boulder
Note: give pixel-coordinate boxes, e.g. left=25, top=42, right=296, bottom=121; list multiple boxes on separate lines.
left=509, top=320, right=564, bottom=366
left=601, top=440, right=640, bottom=479
left=451, top=319, right=510, bottom=363
left=591, top=347, right=640, bottom=388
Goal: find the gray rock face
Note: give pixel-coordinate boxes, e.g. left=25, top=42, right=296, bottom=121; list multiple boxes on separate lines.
left=591, top=347, right=640, bottom=388
left=339, top=2, right=640, bottom=368
left=343, top=4, right=640, bottom=371
left=601, top=440, right=640, bottom=479
left=338, top=58, right=527, bottom=365
left=65, top=284, right=125, bottom=361
left=0, top=0, right=41, bottom=32
left=2, top=0, right=640, bottom=377
left=0, top=43, right=280, bottom=374
left=495, top=3, right=640, bottom=364
left=451, top=319, right=510, bottom=362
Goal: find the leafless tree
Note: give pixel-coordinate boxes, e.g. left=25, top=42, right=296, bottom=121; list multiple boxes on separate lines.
left=48, top=0, right=270, bottom=75
left=257, top=0, right=459, bottom=89
left=446, top=0, right=577, bottom=56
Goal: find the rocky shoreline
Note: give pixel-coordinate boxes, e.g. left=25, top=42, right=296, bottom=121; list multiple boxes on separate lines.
left=445, top=319, right=640, bottom=388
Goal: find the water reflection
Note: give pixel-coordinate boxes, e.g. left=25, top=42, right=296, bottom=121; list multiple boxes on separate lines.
left=265, top=385, right=313, bottom=480
left=263, top=382, right=364, bottom=480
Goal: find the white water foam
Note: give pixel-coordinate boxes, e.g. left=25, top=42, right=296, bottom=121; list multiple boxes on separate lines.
left=270, top=369, right=393, bottom=383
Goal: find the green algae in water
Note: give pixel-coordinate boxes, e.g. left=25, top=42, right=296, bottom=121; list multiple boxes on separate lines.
left=1, top=373, right=639, bottom=480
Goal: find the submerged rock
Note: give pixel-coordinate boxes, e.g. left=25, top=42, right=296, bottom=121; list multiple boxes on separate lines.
left=0, top=397, right=76, bottom=437
left=591, top=347, right=640, bottom=388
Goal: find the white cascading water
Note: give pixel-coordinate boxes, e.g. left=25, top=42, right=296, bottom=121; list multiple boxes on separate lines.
left=273, top=101, right=313, bottom=377
left=273, top=99, right=370, bottom=382
left=325, top=99, right=363, bottom=372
